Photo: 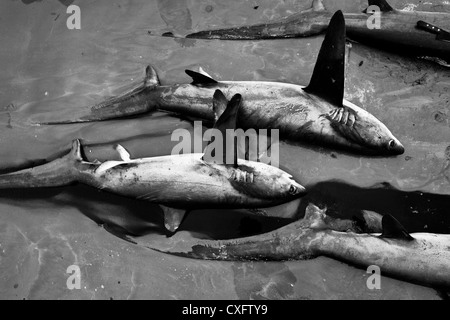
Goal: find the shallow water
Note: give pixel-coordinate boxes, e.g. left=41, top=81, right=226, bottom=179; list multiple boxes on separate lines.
left=0, top=0, right=449, bottom=299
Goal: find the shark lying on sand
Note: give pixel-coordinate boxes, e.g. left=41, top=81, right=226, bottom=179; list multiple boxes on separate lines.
left=0, top=91, right=306, bottom=233
left=147, top=203, right=450, bottom=289
left=35, top=11, right=404, bottom=156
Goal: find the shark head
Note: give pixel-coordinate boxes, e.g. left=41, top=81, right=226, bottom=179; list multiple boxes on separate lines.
left=353, top=109, right=404, bottom=155
left=304, top=10, right=404, bottom=155
left=204, top=89, right=307, bottom=206
left=226, top=162, right=306, bottom=204
left=332, top=101, right=405, bottom=155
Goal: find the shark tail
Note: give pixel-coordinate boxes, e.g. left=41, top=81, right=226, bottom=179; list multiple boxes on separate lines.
left=34, top=66, right=161, bottom=125
left=186, top=0, right=329, bottom=40
left=148, top=233, right=298, bottom=261
left=0, top=139, right=90, bottom=189
left=147, top=204, right=326, bottom=261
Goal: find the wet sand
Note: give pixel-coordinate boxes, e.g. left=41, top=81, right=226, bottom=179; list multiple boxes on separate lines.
left=0, top=0, right=449, bottom=299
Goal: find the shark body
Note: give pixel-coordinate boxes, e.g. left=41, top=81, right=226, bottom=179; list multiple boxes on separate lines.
left=0, top=92, right=306, bottom=233
left=148, top=203, right=450, bottom=289
left=36, top=11, right=404, bottom=155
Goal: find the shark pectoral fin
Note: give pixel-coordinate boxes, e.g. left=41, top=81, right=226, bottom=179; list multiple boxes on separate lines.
left=114, top=144, right=131, bottom=161
left=185, top=69, right=218, bottom=87
left=203, top=90, right=241, bottom=167
left=95, top=161, right=124, bottom=175
left=380, top=215, right=415, bottom=241
left=144, top=65, right=160, bottom=88
left=304, top=11, right=345, bottom=107
left=161, top=206, right=188, bottom=234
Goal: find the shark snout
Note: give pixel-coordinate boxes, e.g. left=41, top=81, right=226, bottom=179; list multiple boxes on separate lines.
left=387, top=138, right=405, bottom=155
left=289, top=179, right=307, bottom=197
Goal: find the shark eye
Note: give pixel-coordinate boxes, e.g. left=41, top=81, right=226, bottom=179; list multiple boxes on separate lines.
left=289, top=185, right=297, bottom=195
left=388, top=139, right=396, bottom=149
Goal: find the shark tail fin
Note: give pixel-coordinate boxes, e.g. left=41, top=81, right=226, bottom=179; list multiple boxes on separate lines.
left=0, top=139, right=87, bottom=189
left=34, top=65, right=160, bottom=125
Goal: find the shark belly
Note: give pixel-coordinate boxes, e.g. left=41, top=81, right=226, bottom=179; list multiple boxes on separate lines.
left=89, top=154, right=267, bottom=209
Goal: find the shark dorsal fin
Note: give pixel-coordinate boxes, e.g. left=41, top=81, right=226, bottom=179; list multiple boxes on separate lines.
left=366, top=0, right=394, bottom=12
left=203, top=90, right=241, bottom=167
left=144, top=65, right=160, bottom=88
left=304, top=10, right=345, bottom=107
left=185, top=69, right=218, bottom=86
left=381, top=215, right=414, bottom=241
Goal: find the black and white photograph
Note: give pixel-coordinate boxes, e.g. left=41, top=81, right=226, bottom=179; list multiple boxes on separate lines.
left=0, top=0, right=449, bottom=303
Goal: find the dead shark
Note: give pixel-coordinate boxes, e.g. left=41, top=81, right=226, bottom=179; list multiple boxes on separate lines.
left=148, top=203, right=450, bottom=289
left=0, top=91, right=306, bottom=233
left=185, top=0, right=450, bottom=66
left=36, top=11, right=404, bottom=156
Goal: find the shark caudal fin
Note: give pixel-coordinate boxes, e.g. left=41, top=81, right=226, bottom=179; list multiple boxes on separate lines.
left=0, top=139, right=85, bottom=189
left=304, top=10, right=345, bottom=107
left=380, top=215, right=414, bottom=241
left=34, top=66, right=160, bottom=125
left=202, top=90, right=241, bottom=167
